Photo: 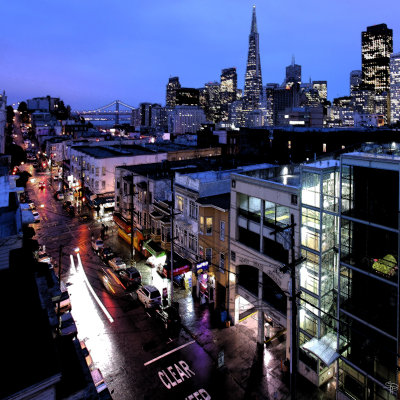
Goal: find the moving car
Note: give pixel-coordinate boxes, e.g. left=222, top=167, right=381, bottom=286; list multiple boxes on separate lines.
left=118, top=266, right=141, bottom=286
left=137, top=285, right=161, bottom=308
left=108, top=257, right=126, bottom=271
left=39, top=181, right=45, bottom=190
left=91, top=238, right=104, bottom=252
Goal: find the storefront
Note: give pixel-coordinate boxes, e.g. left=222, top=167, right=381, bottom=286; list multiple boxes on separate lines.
left=194, top=261, right=215, bottom=306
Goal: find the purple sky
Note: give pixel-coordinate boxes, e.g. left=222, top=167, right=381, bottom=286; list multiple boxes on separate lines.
left=1, top=0, right=399, bottom=110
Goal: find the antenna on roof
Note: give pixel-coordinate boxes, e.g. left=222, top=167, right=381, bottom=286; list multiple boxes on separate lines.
left=292, top=54, right=295, bottom=66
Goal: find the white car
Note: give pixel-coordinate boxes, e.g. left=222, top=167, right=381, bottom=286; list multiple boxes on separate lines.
left=56, top=192, right=64, bottom=200
left=108, top=257, right=127, bottom=271
left=32, top=211, right=40, bottom=222
left=137, top=285, right=161, bottom=308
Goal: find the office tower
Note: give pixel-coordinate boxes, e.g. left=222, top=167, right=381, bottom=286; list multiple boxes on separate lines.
left=362, top=24, right=393, bottom=93
left=243, top=6, right=263, bottom=110
left=312, top=81, right=327, bottom=100
left=220, top=68, right=237, bottom=121
left=286, top=57, right=302, bottom=86
left=203, top=82, right=221, bottom=122
left=350, top=70, right=362, bottom=95
left=175, top=88, right=200, bottom=106
left=265, top=83, right=278, bottom=126
left=166, top=77, right=181, bottom=108
left=390, top=53, right=400, bottom=124
left=168, top=105, right=206, bottom=134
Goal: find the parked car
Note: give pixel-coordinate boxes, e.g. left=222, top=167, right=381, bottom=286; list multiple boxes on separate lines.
left=92, top=238, right=104, bottom=252
left=99, top=247, right=114, bottom=262
left=108, top=257, right=127, bottom=271
left=54, top=191, right=64, bottom=200
left=63, top=200, right=72, bottom=209
left=137, top=285, right=161, bottom=308
left=54, top=281, right=72, bottom=314
left=36, top=250, right=51, bottom=264
left=32, top=211, right=40, bottom=222
left=28, top=201, right=36, bottom=210
left=155, top=305, right=181, bottom=332
left=59, top=312, right=77, bottom=337
left=118, top=266, right=141, bottom=286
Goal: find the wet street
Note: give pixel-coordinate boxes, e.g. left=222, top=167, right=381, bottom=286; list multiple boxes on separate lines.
left=25, top=167, right=243, bottom=400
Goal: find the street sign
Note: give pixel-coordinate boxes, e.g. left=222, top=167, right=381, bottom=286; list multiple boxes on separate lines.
left=218, top=350, right=224, bottom=368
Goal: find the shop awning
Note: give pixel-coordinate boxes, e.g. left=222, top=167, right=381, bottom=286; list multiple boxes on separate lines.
left=113, top=213, right=131, bottom=233
left=301, top=332, right=339, bottom=366
left=163, top=264, right=191, bottom=277
left=143, top=240, right=166, bottom=258
left=94, top=196, right=114, bottom=206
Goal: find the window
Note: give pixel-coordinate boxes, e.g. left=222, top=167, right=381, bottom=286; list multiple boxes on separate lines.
left=199, top=216, right=204, bottom=233
left=95, top=181, right=99, bottom=189
left=96, top=167, right=99, bottom=177
left=188, top=233, right=197, bottom=252
left=101, top=181, right=106, bottom=189
left=102, top=166, right=106, bottom=176
left=91, top=166, right=94, bottom=174
left=231, top=250, right=236, bottom=262
left=199, top=246, right=204, bottom=259
left=189, top=200, right=198, bottom=220
left=176, top=195, right=184, bottom=212
left=219, top=253, right=225, bottom=273
left=117, top=180, right=120, bottom=189
left=206, top=217, right=213, bottom=235
left=206, top=248, right=212, bottom=264
left=220, top=221, right=225, bottom=241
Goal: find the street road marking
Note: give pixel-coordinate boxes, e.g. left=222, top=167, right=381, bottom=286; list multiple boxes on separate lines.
left=144, top=340, right=196, bottom=366
left=76, top=253, right=114, bottom=323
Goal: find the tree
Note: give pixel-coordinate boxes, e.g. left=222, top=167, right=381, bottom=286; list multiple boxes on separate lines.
left=17, top=101, right=28, bottom=114
left=6, top=106, right=14, bottom=124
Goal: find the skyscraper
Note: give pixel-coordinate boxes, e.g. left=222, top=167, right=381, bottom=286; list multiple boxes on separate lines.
left=350, top=70, right=362, bottom=95
left=390, top=53, right=400, bottom=124
left=220, top=68, right=237, bottom=103
left=362, top=24, right=393, bottom=93
left=166, top=77, right=181, bottom=108
left=220, top=68, right=237, bottom=121
left=243, top=6, right=262, bottom=111
left=285, top=57, right=302, bottom=86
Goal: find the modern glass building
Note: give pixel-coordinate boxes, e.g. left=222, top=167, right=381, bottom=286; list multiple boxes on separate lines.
left=298, top=160, right=340, bottom=387
left=338, top=147, right=399, bottom=400
left=362, top=24, right=393, bottom=94
left=390, top=53, right=400, bottom=125
left=166, top=76, right=181, bottom=108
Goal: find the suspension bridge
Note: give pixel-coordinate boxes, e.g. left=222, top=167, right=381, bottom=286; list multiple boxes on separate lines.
left=75, top=100, right=135, bottom=125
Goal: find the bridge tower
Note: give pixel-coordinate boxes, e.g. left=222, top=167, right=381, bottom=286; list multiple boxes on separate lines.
left=116, top=100, right=120, bottom=125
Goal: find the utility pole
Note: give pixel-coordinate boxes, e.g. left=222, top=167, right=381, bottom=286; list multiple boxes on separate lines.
left=130, top=173, right=135, bottom=266
left=57, top=244, right=63, bottom=336
left=289, top=213, right=297, bottom=400
left=170, top=174, right=175, bottom=305
left=270, top=213, right=299, bottom=400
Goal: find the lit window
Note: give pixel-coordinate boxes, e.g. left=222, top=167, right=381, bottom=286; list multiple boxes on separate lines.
left=206, top=217, right=213, bottom=235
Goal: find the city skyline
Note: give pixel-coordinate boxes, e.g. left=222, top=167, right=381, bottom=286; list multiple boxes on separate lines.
left=1, top=0, right=400, bottom=109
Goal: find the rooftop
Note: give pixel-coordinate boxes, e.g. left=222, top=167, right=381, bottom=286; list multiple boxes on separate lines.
left=71, top=144, right=159, bottom=158
left=197, top=193, right=230, bottom=210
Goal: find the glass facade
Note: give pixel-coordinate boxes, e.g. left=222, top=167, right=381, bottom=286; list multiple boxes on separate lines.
left=299, top=162, right=340, bottom=379
left=338, top=157, right=400, bottom=399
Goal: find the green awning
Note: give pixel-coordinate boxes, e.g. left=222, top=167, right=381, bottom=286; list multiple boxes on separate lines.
left=143, top=240, right=166, bottom=258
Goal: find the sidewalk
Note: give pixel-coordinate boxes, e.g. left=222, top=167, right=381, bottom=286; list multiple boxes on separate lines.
left=177, top=296, right=336, bottom=400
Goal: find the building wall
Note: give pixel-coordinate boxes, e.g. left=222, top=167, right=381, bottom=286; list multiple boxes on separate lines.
left=198, top=204, right=229, bottom=309
left=229, top=171, right=300, bottom=353
left=70, top=148, right=167, bottom=195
